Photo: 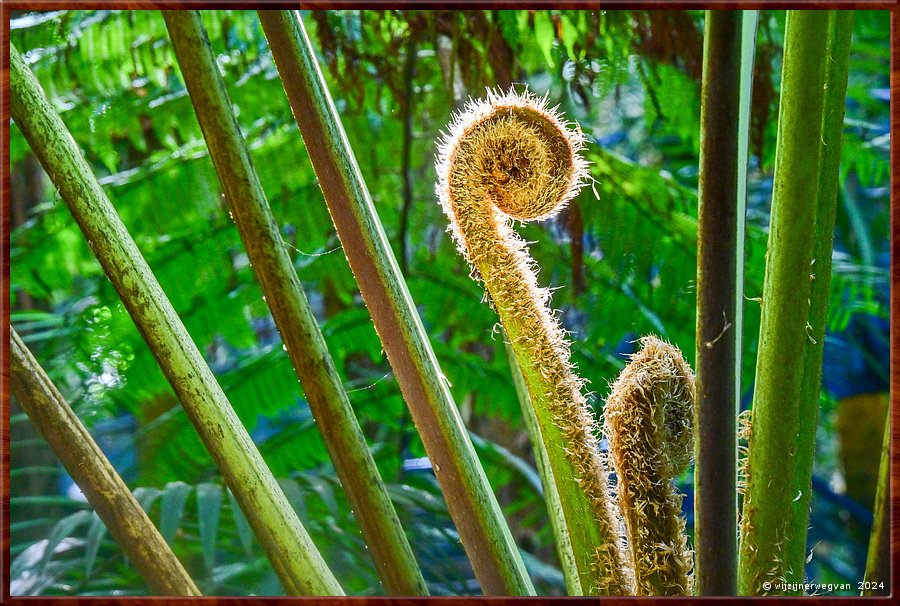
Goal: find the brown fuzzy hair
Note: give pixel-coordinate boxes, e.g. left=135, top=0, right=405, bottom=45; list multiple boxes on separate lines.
left=604, top=335, right=696, bottom=596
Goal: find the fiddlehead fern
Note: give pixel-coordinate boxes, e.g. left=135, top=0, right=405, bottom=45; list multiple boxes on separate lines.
left=604, top=335, right=695, bottom=596
left=436, top=89, right=631, bottom=595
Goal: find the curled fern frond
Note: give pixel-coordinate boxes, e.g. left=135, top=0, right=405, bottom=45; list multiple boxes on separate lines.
left=436, top=89, right=630, bottom=595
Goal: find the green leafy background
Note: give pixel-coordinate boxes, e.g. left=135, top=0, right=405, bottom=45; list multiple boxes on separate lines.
left=9, top=9, right=890, bottom=596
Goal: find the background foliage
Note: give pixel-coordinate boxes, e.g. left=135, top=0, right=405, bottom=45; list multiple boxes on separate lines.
left=9, top=9, right=890, bottom=596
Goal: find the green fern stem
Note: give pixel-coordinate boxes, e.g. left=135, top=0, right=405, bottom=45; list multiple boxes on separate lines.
left=10, top=42, right=343, bottom=596
left=257, top=11, right=534, bottom=596
left=863, top=417, right=891, bottom=595
left=437, top=90, right=631, bottom=596
left=163, top=11, right=427, bottom=596
left=787, top=10, right=854, bottom=589
left=10, top=328, right=201, bottom=596
left=504, top=338, right=582, bottom=595
left=737, top=11, right=831, bottom=595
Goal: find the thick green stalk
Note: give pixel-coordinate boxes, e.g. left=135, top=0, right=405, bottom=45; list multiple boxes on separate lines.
left=695, top=10, right=743, bottom=595
left=737, top=11, right=831, bottom=595
left=503, top=340, right=581, bottom=595
left=787, top=11, right=854, bottom=589
left=9, top=43, right=342, bottom=597
left=863, top=417, right=890, bottom=596
left=163, top=12, right=427, bottom=596
left=256, top=10, right=533, bottom=596
left=10, top=327, right=200, bottom=596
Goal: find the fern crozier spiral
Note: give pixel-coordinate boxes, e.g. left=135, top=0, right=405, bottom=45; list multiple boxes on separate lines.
left=436, top=89, right=588, bottom=255
left=436, top=89, right=631, bottom=595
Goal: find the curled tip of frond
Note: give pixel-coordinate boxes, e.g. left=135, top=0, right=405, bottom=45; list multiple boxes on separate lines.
left=436, top=86, right=588, bottom=224
left=606, top=335, right=695, bottom=478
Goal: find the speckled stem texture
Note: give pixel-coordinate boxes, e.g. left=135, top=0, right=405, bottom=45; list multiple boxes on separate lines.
left=10, top=328, right=200, bottom=596
left=258, top=11, right=533, bottom=596
left=10, top=42, right=342, bottom=596
left=737, top=11, right=830, bottom=596
left=787, top=10, right=854, bottom=590
left=436, top=90, right=631, bottom=595
left=604, top=336, right=695, bottom=596
left=164, top=12, right=426, bottom=596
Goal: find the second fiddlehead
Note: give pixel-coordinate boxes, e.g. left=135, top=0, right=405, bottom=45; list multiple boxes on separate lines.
left=604, top=335, right=695, bottom=596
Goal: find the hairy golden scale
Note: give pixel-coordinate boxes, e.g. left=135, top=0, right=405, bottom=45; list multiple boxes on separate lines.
left=604, top=336, right=696, bottom=596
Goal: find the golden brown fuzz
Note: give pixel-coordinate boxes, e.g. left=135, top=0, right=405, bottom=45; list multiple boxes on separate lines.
left=436, top=89, right=631, bottom=595
left=604, top=335, right=696, bottom=596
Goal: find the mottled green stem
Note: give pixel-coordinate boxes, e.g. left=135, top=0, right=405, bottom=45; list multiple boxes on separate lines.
left=163, top=12, right=427, bottom=596
left=863, top=417, right=891, bottom=596
left=257, top=10, right=533, bottom=596
left=695, top=10, right=743, bottom=595
left=10, top=327, right=200, bottom=596
left=489, top=262, right=628, bottom=595
left=10, top=43, right=342, bottom=596
left=787, top=11, right=854, bottom=589
left=737, top=11, right=831, bottom=595
left=503, top=339, right=581, bottom=595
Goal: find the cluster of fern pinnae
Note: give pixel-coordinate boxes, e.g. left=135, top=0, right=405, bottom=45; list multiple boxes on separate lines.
left=436, top=89, right=630, bottom=594
left=604, top=335, right=696, bottom=596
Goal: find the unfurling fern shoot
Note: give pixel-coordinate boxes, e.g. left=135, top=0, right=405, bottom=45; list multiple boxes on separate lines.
left=604, top=336, right=695, bottom=596
left=436, top=89, right=631, bottom=595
